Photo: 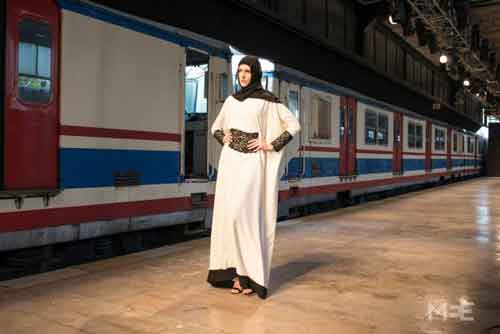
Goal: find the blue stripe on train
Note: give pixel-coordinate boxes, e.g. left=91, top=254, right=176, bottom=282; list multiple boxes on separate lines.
left=281, top=157, right=339, bottom=180
left=452, top=159, right=467, bottom=167
left=403, top=159, right=425, bottom=171
left=432, top=159, right=447, bottom=169
left=284, top=157, right=394, bottom=179
left=60, top=148, right=180, bottom=188
left=357, top=159, right=392, bottom=174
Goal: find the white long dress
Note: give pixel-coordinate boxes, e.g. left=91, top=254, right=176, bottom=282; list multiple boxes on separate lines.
left=206, top=95, right=301, bottom=299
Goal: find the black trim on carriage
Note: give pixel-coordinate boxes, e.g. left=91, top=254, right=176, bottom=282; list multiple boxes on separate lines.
left=207, top=267, right=268, bottom=299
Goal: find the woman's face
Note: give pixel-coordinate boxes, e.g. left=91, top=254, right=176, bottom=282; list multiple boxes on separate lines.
left=238, top=64, right=252, bottom=88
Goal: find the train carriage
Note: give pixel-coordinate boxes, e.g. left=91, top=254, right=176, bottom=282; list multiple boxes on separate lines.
left=0, top=0, right=483, bottom=257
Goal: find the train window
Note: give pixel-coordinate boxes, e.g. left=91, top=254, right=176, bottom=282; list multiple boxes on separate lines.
left=453, top=132, right=458, bottom=152
left=185, top=80, right=197, bottom=113
left=408, top=121, right=423, bottom=149
left=17, top=19, right=52, bottom=104
left=310, top=95, right=331, bottom=140
left=364, top=110, right=388, bottom=146
left=415, top=124, right=423, bottom=148
left=408, top=123, right=415, bottom=148
left=434, top=128, right=445, bottom=151
left=185, top=54, right=208, bottom=114
left=365, top=110, right=377, bottom=145
left=287, top=90, right=300, bottom=120
left=377, top=114, right=388, bottom=145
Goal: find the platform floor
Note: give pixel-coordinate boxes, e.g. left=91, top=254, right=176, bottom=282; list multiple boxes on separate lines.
left=1, top=178, right=499, bottom=334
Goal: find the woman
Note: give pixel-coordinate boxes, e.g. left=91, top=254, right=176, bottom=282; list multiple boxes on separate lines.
left=206, top=55, right=301, bottom=299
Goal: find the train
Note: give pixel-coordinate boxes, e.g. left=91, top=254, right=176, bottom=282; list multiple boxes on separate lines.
left=0, top=0, right=485, bottom=261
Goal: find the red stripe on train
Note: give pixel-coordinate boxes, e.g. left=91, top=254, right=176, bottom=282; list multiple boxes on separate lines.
left=60, top=125, right=182, bottom=142
left=0, top=196, right=195, bottom=233
left=279, top=168, right=481, bottom=200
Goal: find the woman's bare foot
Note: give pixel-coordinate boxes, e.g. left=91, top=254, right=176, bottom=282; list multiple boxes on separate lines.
left=231, top=277, right=242, bottom=294
left=242, top=288, right=255, bottom=295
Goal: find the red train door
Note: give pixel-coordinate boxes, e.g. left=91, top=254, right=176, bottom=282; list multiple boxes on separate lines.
left=425, top=121, right=432, bottom=172
left=446, top=128, right=452, bottom=170
left=339, top=96, right=356, bottom=178
left=392, top=112, right=403, bottom=175
left=4, top=0, right=59, bottom=189
left=0, top=0, right=5, bottom=189
left=339, top=96, right=348, bottom=178
left=346, top=97, right=357, bottom=176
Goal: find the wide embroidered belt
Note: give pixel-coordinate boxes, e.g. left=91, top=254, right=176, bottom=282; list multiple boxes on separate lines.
left=228, top=128, right=259, bottom=153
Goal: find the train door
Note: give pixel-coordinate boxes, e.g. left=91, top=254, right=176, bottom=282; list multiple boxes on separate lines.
left=425, top=121, right=432, bottom=172
left=207, top=55, right=231, bottom=181
left=183, top=48, right=210, bottom=180
left=4, top=0, right=59, bottom=189
left=392, top=112, right=403, bottom=175
left=446, top=128, right=452, bottom=170
left=339, top=96, right=357, bottom=178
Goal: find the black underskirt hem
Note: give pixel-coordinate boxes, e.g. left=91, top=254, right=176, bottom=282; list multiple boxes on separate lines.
left=207, top=267, right=268, bottom=299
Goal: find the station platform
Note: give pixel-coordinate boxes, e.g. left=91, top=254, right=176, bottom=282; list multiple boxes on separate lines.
left=1, top=178, right=499, bottom=334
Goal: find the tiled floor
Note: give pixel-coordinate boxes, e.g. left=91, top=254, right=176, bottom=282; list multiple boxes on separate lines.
left=1, top=177, right=499, bottom=334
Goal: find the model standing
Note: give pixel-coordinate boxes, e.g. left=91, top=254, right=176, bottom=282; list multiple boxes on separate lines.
left=206, top=55, right=301, bottom=299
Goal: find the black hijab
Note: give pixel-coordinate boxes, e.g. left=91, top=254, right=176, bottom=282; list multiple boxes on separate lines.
left=232, top=55, right=281, bottom=103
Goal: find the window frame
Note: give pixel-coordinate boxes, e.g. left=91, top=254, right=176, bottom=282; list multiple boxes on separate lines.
left=407, top=120, right=423, bottom=149
left=16, top=17, right=54, bottom=106
left=309, top=93, right=332, bottom=142
left=434, top=127, right=446, bottom=152
left=364, top=109, right=389, bottom=146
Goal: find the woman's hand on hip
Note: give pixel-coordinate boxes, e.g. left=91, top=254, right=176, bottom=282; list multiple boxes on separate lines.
left=248, top=138, right=273, bottom=152
left=223, top=133, right=232, bottom=144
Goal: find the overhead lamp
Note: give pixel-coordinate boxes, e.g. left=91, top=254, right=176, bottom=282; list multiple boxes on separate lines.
left=388, top=15, right=397, bottom=25
left=463, top=79, right=470, bottom=87
left=439, top=54, right=448, bottom=64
